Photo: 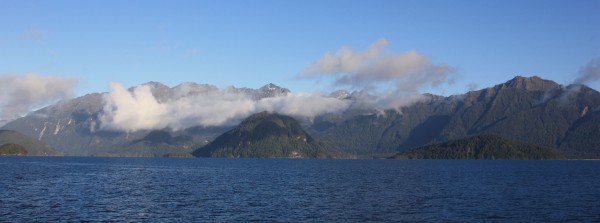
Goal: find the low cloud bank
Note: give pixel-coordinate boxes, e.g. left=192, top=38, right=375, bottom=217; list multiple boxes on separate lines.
left=0, top=74, right=77, bottom=122
left=99, top=82, right=351, bottom=132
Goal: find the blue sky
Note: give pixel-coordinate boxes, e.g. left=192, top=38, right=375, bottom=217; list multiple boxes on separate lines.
left=1, top=0, right=599, bottom=97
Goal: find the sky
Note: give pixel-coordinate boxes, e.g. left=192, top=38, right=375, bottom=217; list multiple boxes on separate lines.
left=1, top=0, right=600, bottom=122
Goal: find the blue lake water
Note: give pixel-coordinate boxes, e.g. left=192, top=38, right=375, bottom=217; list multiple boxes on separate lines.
left=0, top=157, right=599, bottom=222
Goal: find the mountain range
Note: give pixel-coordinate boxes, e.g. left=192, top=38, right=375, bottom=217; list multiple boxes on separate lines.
left=2, top=76, right=600, bottom=158
left=1, top=82, right=286, bottom=157
left=310, top=76, right=600, bottom=158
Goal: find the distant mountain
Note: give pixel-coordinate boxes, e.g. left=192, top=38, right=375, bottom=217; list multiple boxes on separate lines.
left=193, top=112, right=337, bottom=158
left=237, top=83, right=291, bottom=100
left=0, top=120, right=11, bottom=128
left=389, top=135, right=565, bottom=160
left=1, top=83, right=289, bottom=157
left=310, top=76, right=600, bottom=159
left=3, top=76, right=600, bottom=159
left=93, top=127, right=227, bottom=157
left=0, top=130, right=59, bottom=156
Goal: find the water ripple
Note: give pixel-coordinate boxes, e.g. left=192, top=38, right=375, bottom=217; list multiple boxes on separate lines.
left=0, top=157, right=599, bottom=222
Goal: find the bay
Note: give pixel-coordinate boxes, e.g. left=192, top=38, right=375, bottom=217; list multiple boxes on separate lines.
left=1, top=157, right=599, bottom=222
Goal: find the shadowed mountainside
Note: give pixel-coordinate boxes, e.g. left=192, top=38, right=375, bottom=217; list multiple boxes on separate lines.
left=2, top=76, right=600, bottom=158
left=310, top=76, right=600, bottom=159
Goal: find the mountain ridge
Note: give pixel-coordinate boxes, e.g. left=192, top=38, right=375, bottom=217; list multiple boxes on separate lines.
left=1, top=83, right=290, bottom=156
left=2, top=76, right=600, bottom=158
left=309, top=76, right=600, bottom=158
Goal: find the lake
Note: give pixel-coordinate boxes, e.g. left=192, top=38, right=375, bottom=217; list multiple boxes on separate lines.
left=1, top=157, right=599, bottom=222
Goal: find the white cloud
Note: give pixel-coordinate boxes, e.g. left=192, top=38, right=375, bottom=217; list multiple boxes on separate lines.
left=99, top=82, right=351, bottom=132
left=297, top=38, right=456, bottom=110
left=256, top=93, right=351, bottom=118
left=0, top=74, right=77, bottom=121
left=298, top=38, right=455, bottom=89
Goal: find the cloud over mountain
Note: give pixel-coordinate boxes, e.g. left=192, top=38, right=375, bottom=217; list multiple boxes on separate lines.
left=0, top=74, right=77, bottom=122
left=98, top=39, right=460, bottom=132
left=297, top=38, right=456, bottom=110
left=99, top=82, right=350, bottom=132
left=574, top=57, right=600, bottom=85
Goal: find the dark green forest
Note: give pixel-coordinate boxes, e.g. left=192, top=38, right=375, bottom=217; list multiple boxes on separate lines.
left=390, top=135, right=565, bottom=160
left=194, top=112, right=338, bottom=158
left=0, top=143, right=28, bottom=156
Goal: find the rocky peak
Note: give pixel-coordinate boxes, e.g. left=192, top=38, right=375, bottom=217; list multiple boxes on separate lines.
left=140, top=81, right=170, bottom=90
left=258, top=83, right=290, bottom=97
left=330, top=90, right=350, bottom=100
left=501, top=76, right=561, bottom=91
left=139, top=81, right=173, bottom=103
left=173, top=82, right=219, bottom=98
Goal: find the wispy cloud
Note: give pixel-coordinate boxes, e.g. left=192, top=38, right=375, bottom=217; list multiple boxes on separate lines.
left=18, top=28, right=48, bottom=41
left=15, top=27, right=60, bottom=58
left=574, top=57, right=600, bottom=85
left=467, top=83, right=478, bottom=91
left=297, top=38, right=456, bottom=110
left=0, top=74, right=77, bottom=121
left=186, top=48, right=201, bottom=57
left=298, top=39, right=455, bottom=88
